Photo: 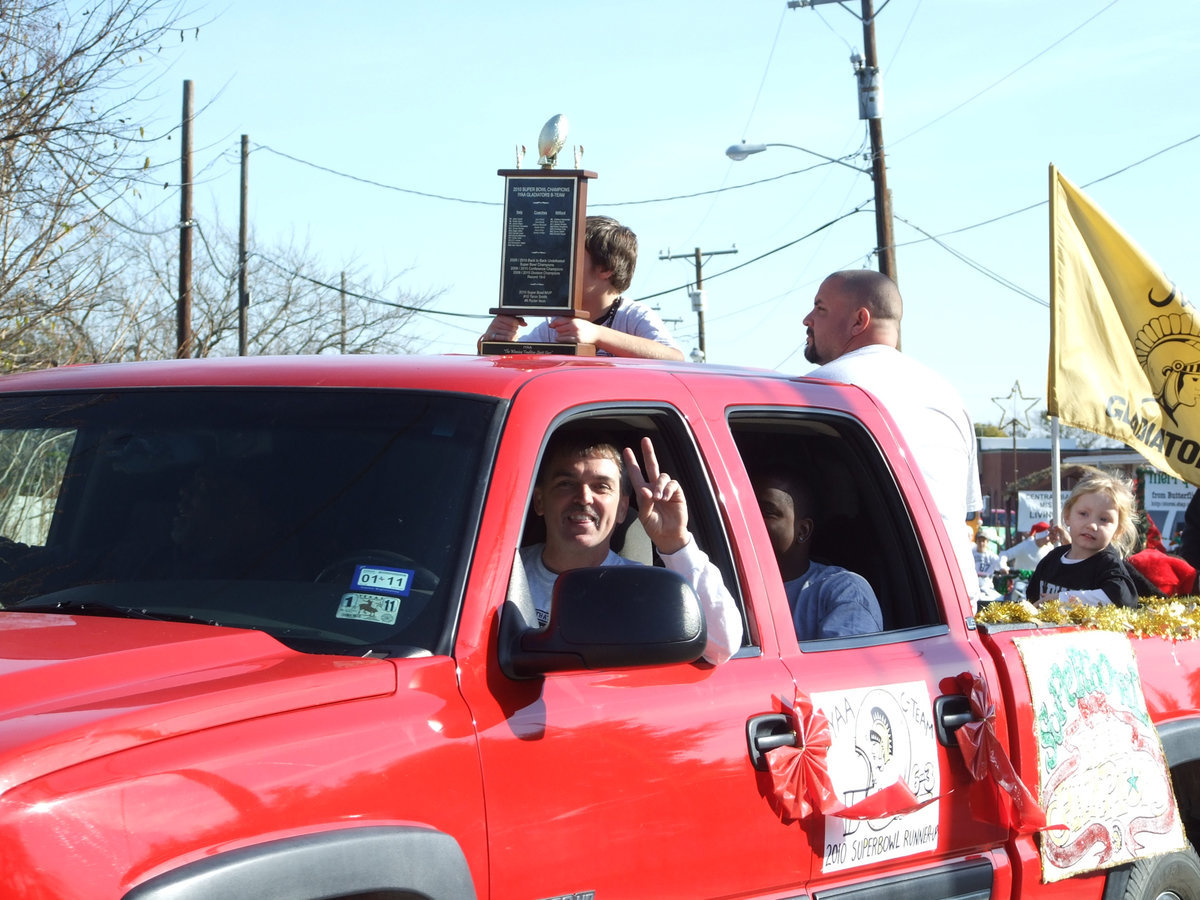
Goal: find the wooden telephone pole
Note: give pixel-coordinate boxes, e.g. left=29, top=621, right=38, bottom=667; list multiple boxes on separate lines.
left=238, top=134, right=249, bottom=356
left=788, top=0, right=896, bottom=283
left=177, top=80, right=194, bottom=358
left=659, top=246, right=737, bottom=362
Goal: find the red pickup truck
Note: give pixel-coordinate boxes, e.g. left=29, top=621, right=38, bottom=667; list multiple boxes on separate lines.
left=0, top=353, right=1196, bottom=900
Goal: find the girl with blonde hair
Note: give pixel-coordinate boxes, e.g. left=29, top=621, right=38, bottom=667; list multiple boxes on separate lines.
left=1027, top=468, right=1140, bottom=608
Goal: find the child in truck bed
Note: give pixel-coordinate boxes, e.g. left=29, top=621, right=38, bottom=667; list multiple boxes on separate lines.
left=1027, top=469, right=1139, bottom=608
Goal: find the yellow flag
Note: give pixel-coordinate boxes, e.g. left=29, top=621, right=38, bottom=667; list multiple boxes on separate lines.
left=1049, top=165, right=1196, bottom=485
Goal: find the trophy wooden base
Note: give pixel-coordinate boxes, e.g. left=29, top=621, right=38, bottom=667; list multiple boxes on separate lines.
left=487, top=307, right=593, bottom=320
left=478, top=340, right=596, bottom=357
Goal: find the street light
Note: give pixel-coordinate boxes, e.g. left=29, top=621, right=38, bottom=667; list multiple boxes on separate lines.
left=724, top=141, right=868, bottom=174
left=727, top=137, right=896, bottom=282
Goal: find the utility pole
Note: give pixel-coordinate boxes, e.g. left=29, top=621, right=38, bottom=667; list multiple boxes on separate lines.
left=659, top=246, right=737, bottom=362
left=856, top=0, right=896, bottom=283
left=340, top=272, right=348, bottom=355
left=177, top=79, right=194, bottom=358
left=238, top=134, right=249, bottom=357
left=788, top=0, right=896, bottom=284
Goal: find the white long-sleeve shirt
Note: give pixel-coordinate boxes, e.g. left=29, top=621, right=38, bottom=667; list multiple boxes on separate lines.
left=519, top=538, right=743, bottom=665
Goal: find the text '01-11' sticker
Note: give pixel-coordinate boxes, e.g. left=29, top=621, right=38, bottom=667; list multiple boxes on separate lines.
left=334, top=565, right=415, bottom=626
left=351, top=565, right=414, bottom=597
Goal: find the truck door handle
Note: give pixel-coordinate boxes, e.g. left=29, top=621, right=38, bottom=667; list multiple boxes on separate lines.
left=747, top=714, right=798, bottom=771
left=934, top=694, right=977, bottom=747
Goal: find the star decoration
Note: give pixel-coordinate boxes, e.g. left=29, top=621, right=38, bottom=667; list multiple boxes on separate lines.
left=992, top=380, right=1041, bottom=433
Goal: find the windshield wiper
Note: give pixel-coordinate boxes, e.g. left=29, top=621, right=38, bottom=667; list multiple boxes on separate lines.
left=6, top=598, right=223, bottom=626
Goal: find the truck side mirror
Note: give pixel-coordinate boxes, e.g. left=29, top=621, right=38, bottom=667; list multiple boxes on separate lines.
left=503, top=566, right=707, bottom=679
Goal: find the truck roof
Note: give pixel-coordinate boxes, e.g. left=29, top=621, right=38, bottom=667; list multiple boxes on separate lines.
left=0, top=353, right=798, bottom=399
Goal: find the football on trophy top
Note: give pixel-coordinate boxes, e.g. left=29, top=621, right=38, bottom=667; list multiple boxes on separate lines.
left=515, top=114, right=583, bottom=170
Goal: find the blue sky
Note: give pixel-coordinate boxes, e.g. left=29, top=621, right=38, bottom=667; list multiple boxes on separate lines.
left=130, top=0, right=1200, bottom=428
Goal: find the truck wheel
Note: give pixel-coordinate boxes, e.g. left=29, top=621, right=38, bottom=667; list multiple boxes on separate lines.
left=1121, top=848, right=1200, bottom=900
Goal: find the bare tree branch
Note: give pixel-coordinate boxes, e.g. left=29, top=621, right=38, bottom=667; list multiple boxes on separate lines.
left=0, top=0, right=195, bottom=367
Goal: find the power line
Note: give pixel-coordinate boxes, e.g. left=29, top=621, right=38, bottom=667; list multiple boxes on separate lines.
left=892, top=0, right=1121, bottom=146
left=251, top=127, right=1192, bottom=243
left=242, top=118, right=1192, bottom=247
left=77, top=190, right=181, bottom=237
left=254, top=141, right=852, bottom=208
left=808, top=3, right=857, bottom=51
left=223, top=128, right=1197, bottom=321
left=251, top=252, right=490, bottom=320
left=886, top=132, right=1200, bottom=304
left=634, top=204, right=868, bottom=303
left=651, top=129, right=1198, bottom=312
left=894, top=214, right=1045, bottom=306
left=884, top=0, right=922, bottom=71
left=246, top=207, right=866, bottom=334
left=193, top=220, right=232, bottom=282
left=254, top=144, right=500, bottom=206
left=897, top=131, right=1200, bottom=245
left=740, top=7, right=790, bottom=138
left=601, top=161, right=844, bottom=206
left=1081, top=131, right=1200, bottom=188
left=48, top=143, right=180, bottom=238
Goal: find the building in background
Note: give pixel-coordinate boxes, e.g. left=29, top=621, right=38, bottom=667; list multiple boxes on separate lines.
left=975, top=437, right=1186, bottom=546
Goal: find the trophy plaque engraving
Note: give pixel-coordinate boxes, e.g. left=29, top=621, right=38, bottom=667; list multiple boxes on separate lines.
left=494, top=170, right=590, bottom=317
left=480, top=115, right=598, bottom=356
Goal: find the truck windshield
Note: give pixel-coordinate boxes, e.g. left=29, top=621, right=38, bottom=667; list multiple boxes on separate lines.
left=0, top=388, right=497, bottom=657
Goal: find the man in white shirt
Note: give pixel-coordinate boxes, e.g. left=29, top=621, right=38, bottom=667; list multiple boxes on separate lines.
left=519, top=430, right=742, bottom=665
left=802, top=269, right=983, bottom=605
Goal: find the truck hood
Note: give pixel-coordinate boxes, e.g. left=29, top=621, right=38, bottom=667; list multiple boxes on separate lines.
left=0, top=612, right=396, bottom=793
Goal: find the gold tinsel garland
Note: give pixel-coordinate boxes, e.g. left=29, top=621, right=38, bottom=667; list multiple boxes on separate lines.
left=976, top=596, right=1200, bottom=641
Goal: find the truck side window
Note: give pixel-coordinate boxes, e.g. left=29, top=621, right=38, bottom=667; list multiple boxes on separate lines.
left=0, top=426, right=75, bottom=548
left=729, top=411, right=942, bottom=638
left=519, top=409, right=752, bottom=651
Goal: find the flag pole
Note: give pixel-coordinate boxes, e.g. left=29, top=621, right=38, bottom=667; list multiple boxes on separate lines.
left=1048, top=164, right=1063, bottom=526
left=1051, top=418, right=1062, bottom=526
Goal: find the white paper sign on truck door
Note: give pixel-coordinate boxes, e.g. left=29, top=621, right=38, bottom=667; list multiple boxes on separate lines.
left=811, top=681, right=940, bottom=873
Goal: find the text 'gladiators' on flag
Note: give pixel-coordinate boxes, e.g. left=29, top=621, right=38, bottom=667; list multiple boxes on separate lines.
left=1048, top=165, right=1196, bottom=485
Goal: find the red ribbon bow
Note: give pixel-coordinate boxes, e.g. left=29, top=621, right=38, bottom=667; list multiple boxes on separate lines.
left=765, top=692, right=929, bottom=824
left=953, top=671, right=1054, bottom=833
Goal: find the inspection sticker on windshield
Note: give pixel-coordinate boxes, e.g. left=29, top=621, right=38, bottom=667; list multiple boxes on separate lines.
left=337, top=592, right=400, bottom=626
left=351, top=565, right=413, bottom=597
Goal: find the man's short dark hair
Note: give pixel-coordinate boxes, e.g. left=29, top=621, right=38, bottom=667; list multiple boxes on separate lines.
left=754, top=467, right=818, bottom=520
left=585, top=216, right=638, bottom=294
left=537, top=429, right=627, bottom=492
left=828, top=269, right=902, bottom=324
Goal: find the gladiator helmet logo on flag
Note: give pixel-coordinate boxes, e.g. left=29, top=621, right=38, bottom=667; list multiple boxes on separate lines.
left=1135, top=310, right=1200, bottom=425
